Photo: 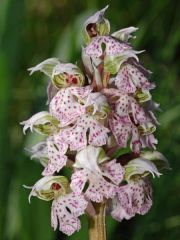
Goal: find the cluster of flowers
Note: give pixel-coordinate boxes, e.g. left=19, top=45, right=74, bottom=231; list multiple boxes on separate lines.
left=21, top=6, right=168, bottom=236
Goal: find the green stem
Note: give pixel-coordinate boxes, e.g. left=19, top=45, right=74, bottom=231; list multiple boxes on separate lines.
left=88, top=202, right=106, bottom=240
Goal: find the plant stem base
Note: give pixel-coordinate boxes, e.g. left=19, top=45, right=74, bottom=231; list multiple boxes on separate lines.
left=88, top=202, right=106, bottom=240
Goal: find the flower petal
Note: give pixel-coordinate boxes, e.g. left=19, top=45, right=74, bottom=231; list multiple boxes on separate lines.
left=85, top=36, right=131, bottom=58
left=28, top=58, right=60, bottom=77
left=50, top=87, right=91, bottom=127
left=101, top=159, right=124, bottom=185
left=111, top=178, right=152, bottom=221
left=125, top=158, right=161, bottom=180
left=115, top=63, right=155, bottom=93
left=85, top=177, right=116, bottom=202
left=59, top=115, right=109, bottom=151
left=51, top=193, right=87, bottom=236
left=70, top=170, right=88, bottom=195
left=111, top=27, right=138, bottom=42
left=42, top=136, right=68, bottom=176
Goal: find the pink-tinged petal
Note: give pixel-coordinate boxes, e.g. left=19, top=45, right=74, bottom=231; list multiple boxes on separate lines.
left=85, top=36, right=131, bottom=58
left=115, top=66, right=136, bottom=93
left=72, top=146, right=120, bottom=202
left=51, top=193, right=87, bottom=236
left=109, top=115, right=141, bottom=153
left=42, top=136, right=68, bottom=176
left=115, top=63, right=155, bottom=93
left=70, top=170, right=88, bottom=195
left=49, top=87, right=88, bottom=127
left=85, top=37, right=104, bottom=57
left=103, top=36, right=131, bottom=56
left=85, top=177, right=116, bottom=202
left=111, top=196, right=134, bottom=221
left=111, top=178, right=152, bottom=221
left=130, top=97, right=147, bottom=124
left=130, top=127, right=141, bottom=153
left=69, top=85, right=92, bottom=99
left=59, top=115, right=109, bottom=151
left=88, top=119, right=110, bottom=146
left=59, top=217, right=81, bottom=236
left=101, top=159, right=124, bottom=185
left=140, top=134, right=158, bottom=150
left=109, top=116, right=132, bottom=148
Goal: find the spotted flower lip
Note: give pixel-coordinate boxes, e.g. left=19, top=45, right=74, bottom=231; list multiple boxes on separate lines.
left=83, top=5, right=110, bottom=44
left=27, top=176, right=69, bottom=202
left=20, top=111, right=59, bottom=135
left=70, top=146, right=124, bottom=202
left=111, top=177, right=152, bottom=221
left=114, top=62, right=155, bottom=94
left=49, top=86, right=92, bottom=127
left=51, top=193, right=88, bottom=236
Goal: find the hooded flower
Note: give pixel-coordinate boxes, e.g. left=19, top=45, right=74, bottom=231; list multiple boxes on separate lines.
left=70, top=146, right=124, bottom=202
left=27, top=176, right=88, bottom=236
left=83, top=5, right=110, bottom=44
left=20, top=111, right=59, bottom=135
left=28, top=58, right=85, bottom=89
left=111, top=177, right=152, bottom=221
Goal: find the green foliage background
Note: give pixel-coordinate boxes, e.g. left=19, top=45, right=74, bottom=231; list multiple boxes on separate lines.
left=0, top=0, right=179, bottom=239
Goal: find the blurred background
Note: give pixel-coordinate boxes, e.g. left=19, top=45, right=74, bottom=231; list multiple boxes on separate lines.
left=0, top=0, right=180, bottom=239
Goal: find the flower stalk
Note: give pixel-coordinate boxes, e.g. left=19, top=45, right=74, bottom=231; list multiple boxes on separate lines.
left=88, top=202, right=106, bottom=240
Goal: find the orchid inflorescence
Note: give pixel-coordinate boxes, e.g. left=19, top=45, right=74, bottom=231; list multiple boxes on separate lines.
left=21, top=6, right=169, bottom=236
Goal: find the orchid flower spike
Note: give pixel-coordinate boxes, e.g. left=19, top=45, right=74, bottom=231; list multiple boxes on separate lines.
left=21, top=6, right=168, bottom=237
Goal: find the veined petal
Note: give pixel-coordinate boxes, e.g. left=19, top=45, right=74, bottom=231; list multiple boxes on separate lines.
left=20, top=111, right=59, bottom=135
left=51, top=193, right=87, bottom=236
left=111, top=27, right=138, bottom=42
left=49, top=86, right=92, bottom=127
left=27, top=176, right=69, bottom=202
left=42, top=136, right=68, bottom=176
left=28, top=58, right=60, bottom=77
left=125, top=158, right=161, bottom=181
left=83, top=5, right=110, bottom=44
